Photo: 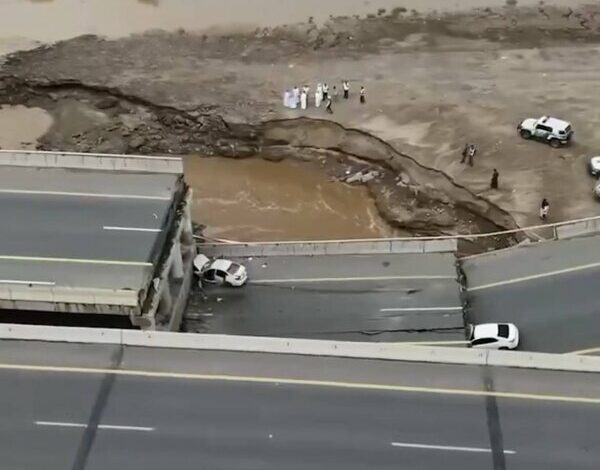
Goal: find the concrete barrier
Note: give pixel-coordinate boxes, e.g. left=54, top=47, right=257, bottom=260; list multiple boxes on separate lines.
left=0, top=149, right=183, bottom=174
left=0, top=324, right=122, bottom=344
left=486, top=350, right=600, bottom=373
left=198, top=239, right=457, bottom=257
left=1, top=323, right=600, bottom=373
left=556, top=218, right=600, bottom=240
left=121, top=330, right=487, bottom=365
left=0, top=285, right=140, bottom=307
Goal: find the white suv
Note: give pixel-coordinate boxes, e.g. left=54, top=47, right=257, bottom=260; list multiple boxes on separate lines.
left=517, top=116, right=573, bottom=148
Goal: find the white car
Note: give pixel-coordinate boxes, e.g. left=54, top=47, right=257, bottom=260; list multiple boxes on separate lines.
left=517, top=116, right=573, bottom=148
left=468, top=323, right=519, bottom=350
left=594, top=181, right=600, bottom=199
left=589, top=156, right=600, bottom=177
left=193, top=254, right=248, bottom=287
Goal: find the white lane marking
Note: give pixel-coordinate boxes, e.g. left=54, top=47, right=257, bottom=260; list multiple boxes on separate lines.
left=98, top=424, right=155, bottom=432
left=0, top=255, right=151, bottom=267
left=380, top=307, right=462, bottom=312
left=35, top=421, right=154, bottom=432
left=0, top=280, right=55, bottom=286
left=391, top=442, right=516, bottom=455
left=103, top=226, right=161, bottom=233
left=467, top=261, right=600, bottom=292
left=0, top=188, right=170, bottom=201
left=250, top=275, right=455, bottom=284
left=35, top=421, right=86, bottom=428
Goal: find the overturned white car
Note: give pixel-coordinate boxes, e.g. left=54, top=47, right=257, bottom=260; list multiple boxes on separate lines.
left=517, top=116, right=573, bottom=148
left=193, top=254, right=248, bottom=287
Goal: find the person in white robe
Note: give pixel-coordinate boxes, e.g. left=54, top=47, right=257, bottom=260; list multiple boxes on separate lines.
left=302, top=85, right=310, bottom=107
left=292, top=86, right=300, bottom=107
left=315, top=83, right=323, bottom=107
left=300, top=90, right=307, bottom=110
left=283, top=89, right=291, bottom=108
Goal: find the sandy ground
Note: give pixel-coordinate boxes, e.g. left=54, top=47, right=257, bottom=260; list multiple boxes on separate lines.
left=2, top=1, right=600, bottom=241
left=283, top=42, right=600, bottom=227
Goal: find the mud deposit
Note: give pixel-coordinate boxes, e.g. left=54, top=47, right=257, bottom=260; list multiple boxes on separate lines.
left=0, top=105, right=53, bottom=149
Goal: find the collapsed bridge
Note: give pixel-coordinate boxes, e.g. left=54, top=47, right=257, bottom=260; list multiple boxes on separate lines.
left=0, top=149, right=194, bottom=330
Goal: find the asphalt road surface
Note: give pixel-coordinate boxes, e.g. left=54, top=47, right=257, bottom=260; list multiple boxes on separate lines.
left=462, top=235, right=600, bottom=353
left=0, top=340, right=598, bottom=470
left=0, top=166, right=179, bottom=291
left=188, top=252, right=465, bottom=342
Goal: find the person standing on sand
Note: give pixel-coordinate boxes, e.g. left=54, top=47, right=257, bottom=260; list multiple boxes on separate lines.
left=283, top=89, right=291, bottom=108
left=322, top=83, right=329, bottom=101
left=468, top=144, right=476, bottom=166
left=490, top=169, right=499, bottom=189
left=360, top=85, right=366, bottom=104
left=461, top=143, right=469, bottom=164
left=540, top=198, right=550, bottom=220
left=315, top=83, right=323, bottom=107
left=343, top=80, right=350, bottom=99
left=302, top=85, right=310, bottom=105
left=289, top=87, right=298, bottom=109
left=325, top=97, right=333, bottom=114
left=332, top=85, right=338, bottom=100
left=300, top=89, right=307, bottom=110
left=461, top=144, right=476, bottom=166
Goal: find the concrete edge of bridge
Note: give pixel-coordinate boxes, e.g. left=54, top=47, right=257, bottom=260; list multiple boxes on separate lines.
left=0, top=323, right=599, bottom=373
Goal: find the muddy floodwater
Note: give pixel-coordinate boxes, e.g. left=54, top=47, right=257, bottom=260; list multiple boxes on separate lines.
left=185, top=157, right=395, bottom=241
left=0, top=105, right=53, bottom=149
left=0, top=0, right=586, bottom=46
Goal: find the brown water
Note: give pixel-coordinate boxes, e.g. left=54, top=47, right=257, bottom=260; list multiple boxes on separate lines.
left=185, top=156, right=394, bottom=241
left=0, top=105, right=53, bottom=149
left=0, top=0, right=586, bottom=49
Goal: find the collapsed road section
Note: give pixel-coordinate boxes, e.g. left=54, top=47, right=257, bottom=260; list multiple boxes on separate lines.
left=188, top=239, right=467, bottom=342
left=0, top=149, right=195, bottom=330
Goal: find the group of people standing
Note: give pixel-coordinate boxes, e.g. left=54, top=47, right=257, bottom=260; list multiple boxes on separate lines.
left=283, top=80, right=365, bottom=114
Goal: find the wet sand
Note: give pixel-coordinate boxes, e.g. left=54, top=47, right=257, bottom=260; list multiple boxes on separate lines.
left=185, top=156, right=394, bottom=241
left=0, top=105, right=53, bottom=149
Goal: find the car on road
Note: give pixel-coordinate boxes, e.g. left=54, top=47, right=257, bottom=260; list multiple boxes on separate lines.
left=517, top=116, right=573, bottom=148
left=468, top=323, right=519, bottom=350
left=193, top=254, right=248, bottom=287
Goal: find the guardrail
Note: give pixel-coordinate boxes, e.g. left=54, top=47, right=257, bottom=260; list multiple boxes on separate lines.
left=199, top=239, right=458, bottom=256
left=195, top=216, right=600, bottom=258
left=0, top=149, right=183, bottom=174
left=0, top=324, right=598, bottom=373
left=197, top=214, right=600, bottom=253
